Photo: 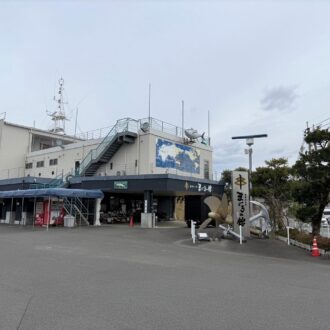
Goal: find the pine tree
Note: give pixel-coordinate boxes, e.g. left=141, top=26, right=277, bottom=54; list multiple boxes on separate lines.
left=251, top=158, right=292, bottom=231
left=292, top=128, right=330, bottom=235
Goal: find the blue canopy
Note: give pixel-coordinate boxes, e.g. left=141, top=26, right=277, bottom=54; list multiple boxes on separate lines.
left=0, top=188, right=104, bottom=199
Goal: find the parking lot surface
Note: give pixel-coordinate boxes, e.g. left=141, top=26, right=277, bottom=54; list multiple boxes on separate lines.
left=0, top=224, right=329, bottom=330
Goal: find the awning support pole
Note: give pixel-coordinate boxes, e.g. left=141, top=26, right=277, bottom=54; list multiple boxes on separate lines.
left=47, top=196, right=50, bottom=231
left=33, top=197, right=36, bottom=228
left=21, top=197, right=25, bottom=225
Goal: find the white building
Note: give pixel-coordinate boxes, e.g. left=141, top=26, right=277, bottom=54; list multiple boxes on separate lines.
left=0, top=116, right=222, bottom=224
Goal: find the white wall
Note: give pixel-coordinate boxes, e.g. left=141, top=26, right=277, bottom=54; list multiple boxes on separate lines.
left=1, top=121, right=214, bottom=180
left=97, top=141, right=139, bottom=176
left=139, top=129, right=213, bottom=179
left=0, top=121, right=29, bottom=179
left=97, top=129, right=213, bottom=179
left=25, top=139, right=102, bottom=178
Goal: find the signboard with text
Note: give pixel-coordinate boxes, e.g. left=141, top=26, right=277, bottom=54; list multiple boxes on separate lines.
left=184, top=181, right=212, bottom=193
left=232, top=171, right=250, bottom=238
left=114, top=181, right=128, bottom=190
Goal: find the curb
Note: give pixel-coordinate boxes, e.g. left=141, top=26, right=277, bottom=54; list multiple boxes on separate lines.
left=276, top=235, right=329, bottom=256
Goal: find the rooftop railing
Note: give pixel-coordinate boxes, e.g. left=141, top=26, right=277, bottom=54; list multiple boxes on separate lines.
left=75, top=117, right=189, bottom=141
left=139, top=117, right=184, bottom=138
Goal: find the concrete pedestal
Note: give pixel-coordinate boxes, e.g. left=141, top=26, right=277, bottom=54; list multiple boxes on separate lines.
left=21, top=212, right=27, bottom=225
left=141, top=213, right=155, bottom=228
left=5, top=211, right=14, bottom=224
left=64, top=215, right=75, bottom=227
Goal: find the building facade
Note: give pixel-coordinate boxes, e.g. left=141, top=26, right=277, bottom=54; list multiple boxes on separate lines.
left=0, top=117, right=223, bottom=224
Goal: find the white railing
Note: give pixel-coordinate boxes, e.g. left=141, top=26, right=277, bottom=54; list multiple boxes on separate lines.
left=75, top=125, right=114, bottom=140
left=75, top=117, right=184, bottom=141
left=0, top=167, right=25, bottom=180
left=139, top=117, right=184, bottom=138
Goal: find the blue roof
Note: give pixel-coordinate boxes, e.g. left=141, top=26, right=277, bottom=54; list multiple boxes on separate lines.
left=0, top=188, right=104, bottom=199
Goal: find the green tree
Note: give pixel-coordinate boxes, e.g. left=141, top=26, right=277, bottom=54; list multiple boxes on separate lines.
left=292, top=128, right=330, bottom=235
left=251, top=158, right=292, bottom=231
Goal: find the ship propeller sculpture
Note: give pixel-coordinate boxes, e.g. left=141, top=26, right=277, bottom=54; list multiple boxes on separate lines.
left=198, top=194, right=233, bottom=231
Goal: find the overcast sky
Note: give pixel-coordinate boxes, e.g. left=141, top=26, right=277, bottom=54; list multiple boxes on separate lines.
left=1, top=0, right=330, bottom=178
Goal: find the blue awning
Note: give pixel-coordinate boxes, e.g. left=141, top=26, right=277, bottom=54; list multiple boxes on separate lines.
left=0, top=188, right=104, bottom=199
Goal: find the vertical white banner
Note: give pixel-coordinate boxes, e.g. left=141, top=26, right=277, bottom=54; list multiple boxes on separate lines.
left=232, top=171, right=250, bottom=238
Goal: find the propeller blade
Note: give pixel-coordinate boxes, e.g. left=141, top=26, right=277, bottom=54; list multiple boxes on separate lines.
left=225, top=214, right=233, bottom=225
left=198, top=217, right=213, bottom=231
left=218, top=194, right=228, bottom=218
left=204, top=196, right=221, bottom=212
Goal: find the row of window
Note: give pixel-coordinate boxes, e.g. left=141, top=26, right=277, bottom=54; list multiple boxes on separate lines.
left=25, top=158, right=58, bottom=169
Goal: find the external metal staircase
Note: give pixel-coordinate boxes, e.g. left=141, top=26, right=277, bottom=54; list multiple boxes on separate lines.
left=63, top=197, right=90, bottom=226
left=29, top=118, right=138, bottom=189
left=79, top=118, right=138, bottom=177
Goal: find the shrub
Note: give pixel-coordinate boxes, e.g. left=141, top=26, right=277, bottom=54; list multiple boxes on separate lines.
left=277, top=229, right=330, bottom=250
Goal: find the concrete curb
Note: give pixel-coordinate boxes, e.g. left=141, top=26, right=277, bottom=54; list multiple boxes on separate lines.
left=276, top=235, right=329, bottom=256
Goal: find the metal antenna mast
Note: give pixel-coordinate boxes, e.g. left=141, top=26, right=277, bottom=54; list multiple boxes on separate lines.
left=47, top=77, right=68, bottom=134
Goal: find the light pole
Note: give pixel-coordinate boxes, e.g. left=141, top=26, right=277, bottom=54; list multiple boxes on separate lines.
left=232, top=134, right=268, bottom=177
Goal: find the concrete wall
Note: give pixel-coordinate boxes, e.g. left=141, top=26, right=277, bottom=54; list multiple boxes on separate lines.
left=97, top=141, right=138, bottom=176
left=138, top=129, right=213, bottom=179
left=96, top=129, right=213, bottom=180
left=0, top=121, right=83, bottom=180
left=0, top=121, right=29, bottom=179
left=25, top=139, right=102, bottom=178
left=0, top=121, right=214, bottom=181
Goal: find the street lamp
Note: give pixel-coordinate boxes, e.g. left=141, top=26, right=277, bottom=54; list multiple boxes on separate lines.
left=232, top=134, right=268, bottom=178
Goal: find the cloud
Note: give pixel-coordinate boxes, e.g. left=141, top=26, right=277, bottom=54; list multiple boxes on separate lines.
left=213, top=142, right=248, bottom=173
left=270, top=147, right=286, bottom=155
left=213, top=141, right=242, bottom=156
left=260, top=85, right=299, bottom=112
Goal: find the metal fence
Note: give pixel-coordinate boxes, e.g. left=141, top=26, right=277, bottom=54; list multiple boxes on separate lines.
left=0, top=167, right=25, bottom=179
left=75, top=117, right=186, bottom=141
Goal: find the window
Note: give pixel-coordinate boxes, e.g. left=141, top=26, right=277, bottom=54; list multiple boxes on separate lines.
left=204, top=160, right=209, bottom=180
left=25, top=163, right=33, bottom=169
left=49, top=158, right=58, bottom=166
left=36, top=161, right=44, bottom=168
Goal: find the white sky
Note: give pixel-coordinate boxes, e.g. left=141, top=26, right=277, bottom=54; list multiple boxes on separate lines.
left=1, top=0, right=330, bottom=178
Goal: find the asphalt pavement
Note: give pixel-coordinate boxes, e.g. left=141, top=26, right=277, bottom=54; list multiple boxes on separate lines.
left=0, top=223, right=329, bottom=330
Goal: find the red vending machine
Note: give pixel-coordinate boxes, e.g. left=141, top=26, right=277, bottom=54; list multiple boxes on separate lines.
left=35, top=200, right=50, bottom=226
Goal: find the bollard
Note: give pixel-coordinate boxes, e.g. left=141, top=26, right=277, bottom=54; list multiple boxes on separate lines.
left=286, top=226, right=293, bottom=245
left=191, top=220, right=196, bottom=244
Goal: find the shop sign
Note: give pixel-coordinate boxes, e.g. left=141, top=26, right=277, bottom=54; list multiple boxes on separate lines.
left=232, top=171, right=250, bottom=237
left=114, top=181, right=128, bottom=190
left=184, top=181, right=212, bottom=193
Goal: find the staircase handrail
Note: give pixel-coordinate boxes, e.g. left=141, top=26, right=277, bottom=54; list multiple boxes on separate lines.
left=63, top=197, right=89, bottom=226
left=74, top=197, right=88, bottom=215
left=79, top=118, right=138, bottom=175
